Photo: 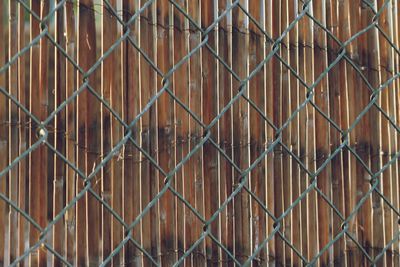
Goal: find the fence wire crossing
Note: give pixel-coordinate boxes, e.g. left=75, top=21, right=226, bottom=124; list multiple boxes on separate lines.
left=1, top=0, right=400, bottom=266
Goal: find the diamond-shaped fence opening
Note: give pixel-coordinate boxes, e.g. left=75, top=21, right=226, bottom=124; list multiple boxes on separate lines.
left=1, top=0, right=400, bottom=266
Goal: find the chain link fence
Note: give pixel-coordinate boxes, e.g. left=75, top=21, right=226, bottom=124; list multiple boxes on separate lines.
left=1, top=0, right=400, bottom=266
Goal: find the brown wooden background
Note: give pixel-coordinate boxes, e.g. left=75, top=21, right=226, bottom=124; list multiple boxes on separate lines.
left=1, top=0, right=400, bottom=266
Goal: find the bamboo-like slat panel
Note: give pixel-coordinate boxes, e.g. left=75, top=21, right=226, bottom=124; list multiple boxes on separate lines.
left=0, top=1, right=399, bottom=266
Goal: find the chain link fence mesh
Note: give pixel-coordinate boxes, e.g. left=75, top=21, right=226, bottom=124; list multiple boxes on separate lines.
left=1, top=0, right=400, bottom=266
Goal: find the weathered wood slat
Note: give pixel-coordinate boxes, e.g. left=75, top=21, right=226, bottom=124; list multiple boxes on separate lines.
left=0, top=2, right=7, bottom=265
left=187, top=0, right=205, bottom=265
left=64, top=1, right=76, bottom=264
left=17, top=4, right=28, bottom=267
left=83, top=2, right=101, bottom=264
left=122, top=1, right=142, bottom=267
left=312, top=1, right=332, bottom=265
left=393, top=4, right=400, bottom=266
left=303, top=1, right=318, bottom=262
left=102, top=1, right=125, bottom=265
left=326, top=0, right=345, bottom=265
left=271, top=1, right=284, bottom=264
left=336, top=1, right=353, bottom=265
left=156, top=1, right=176, bottom=265
left=101, top=1, right=115, bottom=263
left=201, top=0, right=219, bottom=265
left=249, top=1, right=267, bottom=266
left=53, top=2, right=66, bottom=266
left=346, top=1, right=364, bottom=265
left=77, top=1, right=100, bottom=265
left=288, top=1, right=301, bottom=266
left=172, top=0, right=189, bottom=263
left=264, top=1, right=276, bottom=264
left=377, top=1, right=395, bottom=265
left=297, top=1, right=309, bottom=262
left=280, top=0, right=292, bottom=265
left=359, top=1, right=384, bottom=265
left=217, top=1, right=234, bottom=265
left=138, top=1, right=159, bottom=265
left=232, top=1, right=250, bottom=263
left=8, top=0, right=20, bottom=263
left=29, top=0, right=48, bottom=265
